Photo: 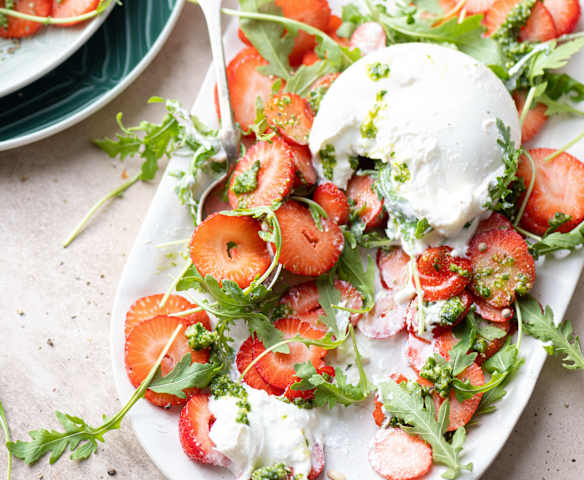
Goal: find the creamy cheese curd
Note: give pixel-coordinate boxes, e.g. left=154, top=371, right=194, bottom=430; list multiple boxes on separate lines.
left=309, top=43, right=520, bottom=254
left=209, top=387, right=322, bottom=479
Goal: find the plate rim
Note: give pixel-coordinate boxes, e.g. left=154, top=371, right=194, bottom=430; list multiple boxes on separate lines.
left=0, top=0, right=186, bottom=153
left=0, top=0, right=116, bottom=98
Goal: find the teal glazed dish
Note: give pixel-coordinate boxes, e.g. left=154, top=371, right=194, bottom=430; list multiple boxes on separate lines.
left=0, top=0, right=185, bottom=152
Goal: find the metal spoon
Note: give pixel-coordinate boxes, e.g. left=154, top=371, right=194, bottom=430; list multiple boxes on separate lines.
left=196, top=0, right=240, bottom=225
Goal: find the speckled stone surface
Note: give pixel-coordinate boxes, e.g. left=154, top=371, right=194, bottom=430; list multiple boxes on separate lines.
left=1, top=3, right=583, bottom=480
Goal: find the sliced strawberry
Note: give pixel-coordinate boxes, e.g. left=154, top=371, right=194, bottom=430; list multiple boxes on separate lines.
left=372, top=396, right=386, bottom=427
left=190, top=213, right=271, bottom=288
left=472, top=293, right=515, bottom=323
left=280, top=280, right=363, bottom=325
left=302, top=50, right=320, bottom=66
left=406, top=333, right=434, bottom=373
left=517, top=148, right=584, bottom=236
left=288, top=143, right=317, bottom=190
left=469, top=229, right=535, bottom=307
left=518, top=1, right=558, bottom=42
left=264, top=93, right=314, bottom=146
left=477, top=320, right=512, bottom=364
left=275, top=0, right=331, bottom=66
left=313, top=182, right=351, bottom=225
left=465, top=0, right=496, bottom=13
left=438, top=0, right=458, bottom=14
left=237, top=337, right=283, bottom=395
left=485, top=0, right=557, bottom=39
left=254, top=317, right=327, bottom=389
left=347, top=174, right=386, bottom=231
left=237, top=27, right=252, bottom=46
left=308, top=443, right=326, bottom=480
left=125, top=294, right=210, bottom=337
left=544, top=0, right=581, bottom=35
left=377, top=248, right=410, bottom=291
left=275, top=200, right=344, bottom=277
left=202, top=178, right=231, bottom=218
left=307, top=72, right=341, bottom=114
left=326, top=14, right=343, bottom=34
left=368, top=427, right=433, bottom=480
left=441, top=363, right=485, bottom=432
left=416, top=246, right=471, bottom=302
left=350, top=22, right=386, bottom=55
left=0, top=0, right=51, bottom=38
left=52, top=0, right=99, bottom=26
left=512, top=90, right=548, bottom=143
left=294, top=309, right=328, bottom=331
left=228, top=138, right=295, bottom=209
left=125, top=316, right=209, bottom=407
left=219, top=47, right=282, bottom=132
left=475, top=212, right=513, bottom=236
left=359, top=290, right=407, bottom=338
left=434, top=329, right=459, bottom=360
left=179, top=393, right=230, bottom=466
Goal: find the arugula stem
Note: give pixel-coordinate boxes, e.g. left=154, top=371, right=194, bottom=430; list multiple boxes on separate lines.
left=0, top=400, right=12, bottom=480
left=513, top=150, right=536, bottom=227
left=350, top=326, right=370, bottom=396
left=63, top=173, right=141, bottom=248
left=155, top=238, right=190, bottom=249
left=515, top=225, right=543, bottom=242
left=519, top=86, right=537, bottom=127
left=0, top=0, right=112, bottom=25
left=515, top=299, right=523, bottom=350
left=170, top=306, right=205, bottom=317
left=221, top=8, right=354, bottom=65
left=544, top=128, right=584, bottom=163
left=160, top=260, right=193, bottom=309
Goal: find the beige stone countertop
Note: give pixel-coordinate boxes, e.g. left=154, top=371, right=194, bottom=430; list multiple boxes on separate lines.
left=1, top=3, right=584, bottom=480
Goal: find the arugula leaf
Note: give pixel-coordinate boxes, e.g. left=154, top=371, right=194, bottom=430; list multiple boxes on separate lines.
left=0, top=398, right=12, bottom=479
left=527, top=38, right=584, bottom=84
left=337, top=233, right=376, bottom=312
left=451, top=371, right=508, bottom=403
left=545, top=72, right=584, bottom=102
left=529, top=220, right=584, bottom=258
left=539, top=95, right=584, bottom=117
left=6, top=325, right=183, bottom=465
left=475, top=341, right=523, bottom=416
left=316, top=275, right=343, bottom=336
left=544, top=212, right=572, bottom=236
left=477, top=322, right=508, bottom=342
left=379, top=379, right=472, bottom=479
left=448, top=318, right=478, bottom=376
left=148, top=355, right=223, bottom=397
left=519, top=296, right=584, bottom=369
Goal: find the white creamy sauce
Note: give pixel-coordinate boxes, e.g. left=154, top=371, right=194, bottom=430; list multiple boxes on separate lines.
left=209, top=388, right=322, bottom=479
left=310, top=43, right=520, bottom=255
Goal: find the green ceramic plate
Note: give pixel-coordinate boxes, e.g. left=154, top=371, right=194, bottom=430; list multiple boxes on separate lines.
left=0, top=0, right=185, bottom=152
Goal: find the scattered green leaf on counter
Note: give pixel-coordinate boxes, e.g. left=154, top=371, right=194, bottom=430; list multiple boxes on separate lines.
left=519, top=296, right=584, bottom=370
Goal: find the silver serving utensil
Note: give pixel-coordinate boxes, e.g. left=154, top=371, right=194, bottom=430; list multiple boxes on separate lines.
left=196, top=0, right=240, bottom=225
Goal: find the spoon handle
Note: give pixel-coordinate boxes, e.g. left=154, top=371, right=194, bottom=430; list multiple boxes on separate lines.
left=198, top=0, right=240, bottom=162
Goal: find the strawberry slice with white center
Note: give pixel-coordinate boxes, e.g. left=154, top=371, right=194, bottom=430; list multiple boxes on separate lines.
left=308, top=443, right=326, bottom=480
left=517, top=148, right=584, bottom=236
left=236, top=337, right=283, bottom=395
left=368, top=427, right=433, bottom=480
left=254, top=317, right=327, bottom=390
left=125, top=316, right=209, bottom=407
left=350, top=22, right=387, bottom=55
left=406, top=333, right=434, bottom=373
left=359, top=290, right=407, bottom=338
left=377, top=248, right=410, bottom=291
left=216, top=47, right=283, bottom=132
left=544, top=0, right=581, bottom=35
left=469, top=228, right=535, bottom=307
left=512, top=90, right=548, bottom=143
left=415, top=246, right=472, bottom=302
left=190, top=213, right=271, bottom=289
left=228, top=138, right=295, bottom=209
left=275, top=200, right=344, bottom=277
left=179, top=393, right=230, bottom=466
left=347, top=174, right=386, bottom=231
left=264, top=93, right=314, bottom=146
left=313, top=182, right=351, bottom=225
left=125, top=294, right=210, bottom=337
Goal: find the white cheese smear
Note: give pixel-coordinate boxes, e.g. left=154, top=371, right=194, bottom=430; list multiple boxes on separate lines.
left=309, top=43, right=520, bottom=254
left=209, top=388, right=323, bottom=479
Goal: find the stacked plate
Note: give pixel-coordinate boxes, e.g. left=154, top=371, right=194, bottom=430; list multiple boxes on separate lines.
left=0, top=0, right=185, bottom=151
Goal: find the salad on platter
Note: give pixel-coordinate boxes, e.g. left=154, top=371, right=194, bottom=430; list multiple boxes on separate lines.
left=5, top=0, right=584, bottom=479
